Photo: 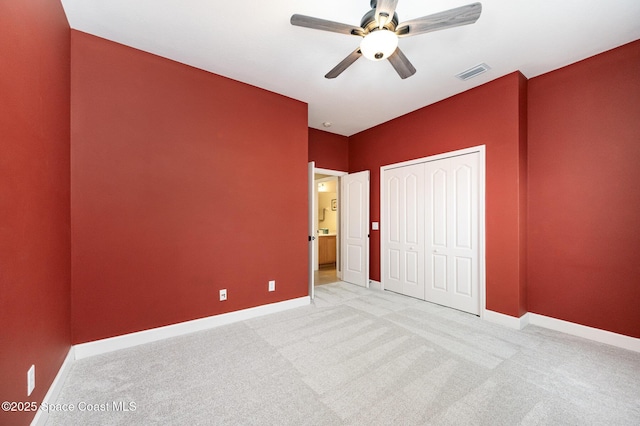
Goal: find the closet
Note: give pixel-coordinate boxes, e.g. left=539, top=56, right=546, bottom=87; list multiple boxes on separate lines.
left=381, top=150, right=481, bottom=315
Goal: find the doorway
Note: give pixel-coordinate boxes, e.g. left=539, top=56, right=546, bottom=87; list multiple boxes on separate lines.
left=308, top=164, right=370, bottom=299
left=314, top=174, right=339, bottom=286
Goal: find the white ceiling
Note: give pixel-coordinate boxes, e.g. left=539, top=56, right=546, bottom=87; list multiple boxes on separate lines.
left=61, top=0, right=640, bottom=137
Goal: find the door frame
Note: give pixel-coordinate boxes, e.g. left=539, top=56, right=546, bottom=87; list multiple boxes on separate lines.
left=314, top=175, right=339, bottom=272
left=380, top=145, right=487, bottom=318
left=309, top=166, right=348, bottom=295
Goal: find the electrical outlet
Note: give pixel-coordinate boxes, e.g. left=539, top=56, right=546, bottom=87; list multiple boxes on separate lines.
left=219, top=289, right=227, bottom=301
left=268, top=280, right=276, bottom=292
left=27, top=365, right=35, bottom=396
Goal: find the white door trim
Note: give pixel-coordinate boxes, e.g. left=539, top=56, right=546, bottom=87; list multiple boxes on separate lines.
left=314, top=176, right=338, bottom=271
left=310, top=167, right=347, bottom=284
left=308, top=162, right=316, bottom=299
left=315, top=167, right=348, bottom=176
left=380, top=145, right=486, bottom=318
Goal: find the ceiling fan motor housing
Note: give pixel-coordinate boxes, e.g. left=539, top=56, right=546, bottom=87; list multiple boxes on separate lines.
left=360, top=8, right=399, bottom=33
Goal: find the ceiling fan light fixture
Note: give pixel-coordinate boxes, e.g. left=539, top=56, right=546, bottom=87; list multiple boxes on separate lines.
left=360, top=29, right=398, bottom=61
left=291, top=1, right=483, bottom=78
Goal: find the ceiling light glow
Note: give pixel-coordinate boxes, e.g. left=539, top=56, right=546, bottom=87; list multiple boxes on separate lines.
left=360, top=30, right=398, bottom=61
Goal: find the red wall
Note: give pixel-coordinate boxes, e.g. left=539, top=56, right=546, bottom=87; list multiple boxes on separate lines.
left=349, top=72, right=528, bottom=317
left=0, top=1, right=71, bottom=425
left=71, top=32, right=309, bottom=343
left=308, top=128, right=349, bottom=171
left=528, top=40, right=640, bottom=338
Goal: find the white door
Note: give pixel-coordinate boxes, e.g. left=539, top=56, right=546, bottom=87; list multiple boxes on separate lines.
left=382, top=164, right=425, bottom=299
left=341, top=171, right=369, bottom=287
left=308, top=162, right=315, bottom=299
left=425, top=153, right=479, bottom=314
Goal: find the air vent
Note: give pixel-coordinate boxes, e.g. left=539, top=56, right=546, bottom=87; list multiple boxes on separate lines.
left=455, top=63, right=491, bottom=81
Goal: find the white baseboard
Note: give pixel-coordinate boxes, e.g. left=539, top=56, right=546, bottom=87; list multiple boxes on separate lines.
left=74, top=296, right=310, bottom=360
left=528, top=313, right=640, bottom=353
left=368, top=280, right=382, bottom=291
left=483, top=310, right=639, bottom=353
left=31, top=347, right=75, bottom=426
left=484, top=309, right=530, bottom=330
left=29, top=296, right=639, bottom=426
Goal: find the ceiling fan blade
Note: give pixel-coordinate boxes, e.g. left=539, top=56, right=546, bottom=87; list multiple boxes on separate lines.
left=291, top=14, right=364, bottom=36
left=375, top=0, right=399, bottom=28
left=396, top=2, right=482, bottom=37
left=325, top=49, right=362, bottom=79
left=388, top=48, right=416, bottom=79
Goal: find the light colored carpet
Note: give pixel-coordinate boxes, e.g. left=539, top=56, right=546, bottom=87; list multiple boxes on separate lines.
left=47, top=282, right=640, bottom=425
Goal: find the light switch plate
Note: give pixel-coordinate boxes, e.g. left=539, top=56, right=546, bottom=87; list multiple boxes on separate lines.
left=372, top=222, right=379, bottom=230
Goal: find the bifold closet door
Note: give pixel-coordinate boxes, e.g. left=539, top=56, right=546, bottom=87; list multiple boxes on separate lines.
left=383, top=163, right=425, bottom=299
left=425, top=153, right=479, bottom=315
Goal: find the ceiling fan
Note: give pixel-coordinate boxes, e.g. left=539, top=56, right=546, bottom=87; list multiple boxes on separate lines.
left=291, top=0, right=482, bottom=79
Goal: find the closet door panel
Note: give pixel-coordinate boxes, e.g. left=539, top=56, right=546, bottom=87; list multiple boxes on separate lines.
left=425, top=153, right=479, bottom=314
left=384, top=173, right=403, bottom=293
left=402, top=170, right=424, bottom=298
left=449, top=154, right=479, bottom=314
left=382, top=164, right=424, bottom=299
left=426, top=159, right=453, bottom=307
